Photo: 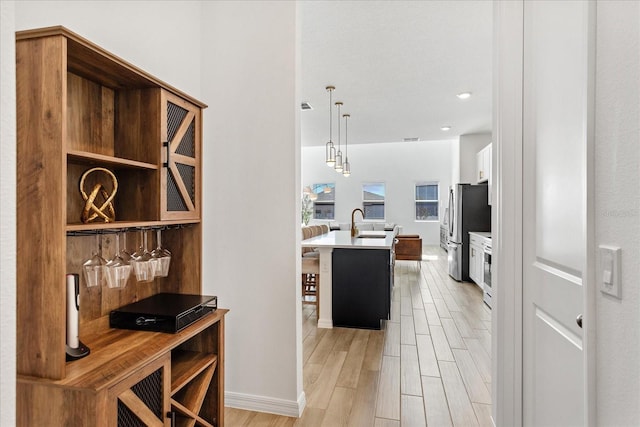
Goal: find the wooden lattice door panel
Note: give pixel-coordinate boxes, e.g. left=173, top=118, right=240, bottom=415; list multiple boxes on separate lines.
left=110, top=355, right=171, bottom=427
left=160, top=90, right=202, bottom=221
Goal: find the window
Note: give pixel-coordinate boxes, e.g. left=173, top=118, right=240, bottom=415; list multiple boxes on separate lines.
left=312, top=183, right=335, bottom=220
left=415, top=182, right=439, bottom=221
left=362, top=183, right=385, bottom=220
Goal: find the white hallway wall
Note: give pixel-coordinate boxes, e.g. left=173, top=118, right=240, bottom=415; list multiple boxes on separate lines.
left=201, top=1, right=302, bottom=414
left=303, top=140, right=453, bottom=243
left=6, top=0, right=302, bottom=419
left=595, top=1, right=640, bottom=424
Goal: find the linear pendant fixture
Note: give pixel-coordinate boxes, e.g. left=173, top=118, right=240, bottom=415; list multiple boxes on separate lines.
left=325, top=86, right=336, bottom=167
left=342, top=113, right=351, bottom=177
left=334, top=101, right=343, bottom=173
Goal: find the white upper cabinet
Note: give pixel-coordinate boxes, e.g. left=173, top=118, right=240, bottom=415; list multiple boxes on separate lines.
left=476, top=143, right=492, bottom=184
left=477, top=143, right=492, bottom=205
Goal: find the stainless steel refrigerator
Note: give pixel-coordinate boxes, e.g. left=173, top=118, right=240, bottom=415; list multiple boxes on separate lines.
left=446, top=184, right=491, bottom=281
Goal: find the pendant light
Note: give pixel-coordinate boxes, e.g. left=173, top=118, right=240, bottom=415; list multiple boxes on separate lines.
left=325, top=86, right=336, bottom=167
left=334, top=101, right=344, bottom=173
left=342, top=113, right=351, bottom=177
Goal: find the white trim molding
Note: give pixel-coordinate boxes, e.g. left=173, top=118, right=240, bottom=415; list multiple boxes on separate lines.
left=225, top=390, right=306, bottom=418
left=582, top=2, right=599, bottom=427
left=492, top=1, right=524, bottom=425
left=583, top=2, right=598, bottom=425
left=493, top=1, right=597, bottom=425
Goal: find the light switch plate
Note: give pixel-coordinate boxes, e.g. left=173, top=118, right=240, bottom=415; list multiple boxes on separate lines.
left=599, top=245, right=621, bottom=298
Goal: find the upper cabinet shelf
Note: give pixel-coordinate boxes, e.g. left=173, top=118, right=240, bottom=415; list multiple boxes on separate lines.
left=65, top=218, right=200, bottom=233
left=67, top=149, right=158, bottom=170
left=14, top=25, right=207, bottom=226
left=16, top=26, right=207, bottom=109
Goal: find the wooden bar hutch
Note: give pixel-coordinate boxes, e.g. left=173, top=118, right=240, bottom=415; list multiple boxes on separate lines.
left=15, top=26, right=226, bottom=426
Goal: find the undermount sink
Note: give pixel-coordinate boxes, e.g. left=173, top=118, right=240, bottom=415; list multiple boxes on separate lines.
left=356, top=231, right=387, bottom=238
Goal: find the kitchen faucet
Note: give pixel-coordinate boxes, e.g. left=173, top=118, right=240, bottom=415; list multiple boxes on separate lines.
left=351, top=208, right=365, bottom=237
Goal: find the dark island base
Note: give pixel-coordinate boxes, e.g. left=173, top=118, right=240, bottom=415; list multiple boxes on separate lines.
left=332, top=248, right=392, bottom=330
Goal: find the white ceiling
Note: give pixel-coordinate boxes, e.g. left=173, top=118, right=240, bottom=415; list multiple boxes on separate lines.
left=300, top=1, right=493, bottom=147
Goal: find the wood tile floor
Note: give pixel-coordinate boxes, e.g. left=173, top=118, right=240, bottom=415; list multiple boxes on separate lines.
left=225, top=246, right=492, bottom=426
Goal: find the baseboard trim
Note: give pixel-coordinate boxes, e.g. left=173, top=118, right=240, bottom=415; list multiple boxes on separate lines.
left=317, top=318, right=333, bottom=329
left=225, top=391, right=306, bottom=418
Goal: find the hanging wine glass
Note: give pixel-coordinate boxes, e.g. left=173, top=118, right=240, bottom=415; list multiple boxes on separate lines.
left=83, top=233, right=107, bottom=288
left=145, top=229, right=159, bottom=279
left=120, top=230, right=132, bottom=263
left=131, top=229, right=155, bottom=283
left=105, top=233, right=131, bottom=289
left=151, top=228, right=171, bottom=278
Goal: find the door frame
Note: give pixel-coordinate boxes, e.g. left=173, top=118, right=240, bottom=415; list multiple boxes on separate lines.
left=492, top=1, right=596, bottom=425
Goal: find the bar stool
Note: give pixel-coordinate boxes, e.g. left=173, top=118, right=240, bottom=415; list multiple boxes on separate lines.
left=301, top=256, right=319, bottom=317
left=301, top=226, right=320, bottom=318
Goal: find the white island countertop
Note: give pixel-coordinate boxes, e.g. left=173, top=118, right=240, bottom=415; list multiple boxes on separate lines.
left=301, top=230, right=395, bottom=250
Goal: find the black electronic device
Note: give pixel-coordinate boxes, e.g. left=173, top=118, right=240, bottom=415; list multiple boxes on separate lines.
left=110, top=293, right=217, bottom=333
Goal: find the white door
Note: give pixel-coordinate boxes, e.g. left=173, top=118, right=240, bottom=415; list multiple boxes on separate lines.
left=522, top=1, right=593, bottom=425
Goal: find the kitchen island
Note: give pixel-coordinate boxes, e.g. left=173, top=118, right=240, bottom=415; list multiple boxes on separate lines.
left=301, top=230, right=395, bottom=329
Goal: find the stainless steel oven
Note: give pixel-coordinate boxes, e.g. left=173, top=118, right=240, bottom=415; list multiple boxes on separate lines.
left=482, top=242, right=492, bottom=307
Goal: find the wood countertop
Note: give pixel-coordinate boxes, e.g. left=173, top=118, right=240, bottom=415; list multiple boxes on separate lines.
left=18, top=309, right=228, bottom=391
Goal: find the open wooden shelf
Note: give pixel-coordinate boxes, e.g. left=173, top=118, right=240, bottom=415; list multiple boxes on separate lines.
left=66, top=219, right=200, bottom=232
left=171, top=351, right=218, bottom=394
left=16, top=26, right=207, bottom=109
left=67, top=149, right=159, bottom=170
left=171, top=360, right=217, bottom=426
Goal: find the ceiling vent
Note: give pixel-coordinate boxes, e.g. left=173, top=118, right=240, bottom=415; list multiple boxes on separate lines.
left=403, top=137, right=420, bottom=142
left=301, top=102, right=313, bottom=110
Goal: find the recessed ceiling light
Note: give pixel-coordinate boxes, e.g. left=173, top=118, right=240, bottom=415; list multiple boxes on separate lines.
left=456, top=92, right=472, bottom=99
left=441, top=126, right=452, bottom=131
